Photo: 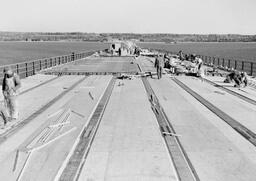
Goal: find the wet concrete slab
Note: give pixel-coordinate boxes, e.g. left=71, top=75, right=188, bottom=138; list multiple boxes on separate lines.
left=78, top=78, right=178, bottom=181
left=43, top=57, right=140, bottom=74
left=136, top=56, right=156, bottom=72
left=148, top=76, right=256, bottom=181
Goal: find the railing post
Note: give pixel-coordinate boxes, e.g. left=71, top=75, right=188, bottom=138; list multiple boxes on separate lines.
left=25, top=63, right=28, bottom=77
left=45, top=59, right=47, bottom=68
left=218, top=58, right=220, bottom=66
left=228, top=59, right=231, bottom=68
left=242, top=61, right=244, bottom=71
left=50, top=58, right=53, bottom=67
left=32, top=61, right=35, bottom=75
left=16, top=64, right=19, bottom=74
left=40, top=60, right=42, bottom=70
left=72, top=52, right=74, bottom=61
left=235, top=60, right=237, bottom=69
left=222, top=58, right=225, bottom=67
left=251, top=62, right=254, bottom=76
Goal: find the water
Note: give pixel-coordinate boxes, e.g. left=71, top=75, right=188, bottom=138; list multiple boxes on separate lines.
left=1, top=41, right=256, bottom=66
left=138, top=42, right=256, bottom=63
left=0, top=41, right=108, bottom=66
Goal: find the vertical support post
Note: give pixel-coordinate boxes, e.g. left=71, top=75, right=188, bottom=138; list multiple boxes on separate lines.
left=40, top=60, right=42, bottom=70
left=25, top=63, right=28, bottom=77
left=218, top=58, right=220, bottom=66
left=242, top=61, right=244, bottom=71
left=32, top=61, right=35, bottom=75
left=228, top=59, right=231, bottom=68
left=251, top=62, right=253, bottom=76
left=72, top=52, right=75, bottom=61
left=235, top=60, right=237, bottom=69
left=45, top=59, right=47, bottom=68
left=16, top=64, right=19, bottom=74
left=222, top=58, right=225, bottom=67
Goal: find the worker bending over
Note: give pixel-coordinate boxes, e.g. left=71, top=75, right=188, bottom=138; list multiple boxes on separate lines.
left=224, top=71, right=248, bottom=88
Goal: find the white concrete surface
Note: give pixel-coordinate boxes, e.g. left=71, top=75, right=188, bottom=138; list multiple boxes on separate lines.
left=136, top=56, right=156, bottom=72
left=176, top=76, right=256, bottom=134
left=204, top=75, right=256, bottom=101
left=0, top=74, right=57, bottom=101
left=149, top=76, right=256, bottom=181
left=0, top=75, right=112, bottom=181
left=78, top=78, right=178, bottom=181
left=0, top=75, right=83, bottom=132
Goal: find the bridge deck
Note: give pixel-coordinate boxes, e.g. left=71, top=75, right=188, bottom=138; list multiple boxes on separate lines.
left=0, top=55, right=255, bottom=181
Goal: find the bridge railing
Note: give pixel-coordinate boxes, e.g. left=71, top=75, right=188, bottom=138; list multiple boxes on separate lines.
left=151, top=48, right=256, bottom=76
left=197, top=55, right=256, bottom=76
left=0, top=50, right=97, bottom=81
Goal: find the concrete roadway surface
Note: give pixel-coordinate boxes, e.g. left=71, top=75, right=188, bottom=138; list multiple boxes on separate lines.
left=0, top=56, right=256, bottom=180
left=42, top=57, right=140, bottom=74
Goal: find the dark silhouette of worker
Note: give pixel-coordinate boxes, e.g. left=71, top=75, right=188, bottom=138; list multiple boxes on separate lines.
left=224, top=71, right=248, bottom=88
left=118, top=48, right=121, bottom=56
left=178, top=50, right=184, bottom=60
left=155, top=54, right=164, bottom=79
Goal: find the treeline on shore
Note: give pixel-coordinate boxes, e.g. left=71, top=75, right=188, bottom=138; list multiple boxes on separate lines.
left=0, top=32, right=256, bottom=42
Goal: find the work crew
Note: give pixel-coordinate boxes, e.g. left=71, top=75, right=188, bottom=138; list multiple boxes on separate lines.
left=224, top=71, right=247, bottom=88
left=155, top=54, right=164, bottom=79
left=2, top=67, right=21, bottom=121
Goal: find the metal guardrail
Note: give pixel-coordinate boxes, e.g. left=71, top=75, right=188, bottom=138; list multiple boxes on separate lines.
left=0, top=50, right=98, bottom=82
left=197, top=55, right=256, bottom=76
left=150, top=48, right=256, bottom=76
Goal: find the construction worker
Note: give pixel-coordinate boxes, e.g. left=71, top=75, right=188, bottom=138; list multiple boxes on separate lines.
left=224, top=71, right=247, bottom=88
left=195, top=56, right=203, bottom=70
left=155, top=54, right=164, bottom=79
left=2, top=67, right=21, bottom=121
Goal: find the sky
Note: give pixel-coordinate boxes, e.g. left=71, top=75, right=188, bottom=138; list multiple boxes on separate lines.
left=0, top=0, right=255, bottom=34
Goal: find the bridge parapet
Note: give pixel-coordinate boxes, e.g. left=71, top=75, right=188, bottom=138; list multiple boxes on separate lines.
left=0, top=50, right=99, bottom=82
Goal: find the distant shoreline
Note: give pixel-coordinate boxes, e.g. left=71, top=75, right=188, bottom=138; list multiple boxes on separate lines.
left=1, top=40, right=256, bottom=44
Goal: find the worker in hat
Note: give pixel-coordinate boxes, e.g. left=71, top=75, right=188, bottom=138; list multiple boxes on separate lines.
left=2, top=66, right=21, bottom=121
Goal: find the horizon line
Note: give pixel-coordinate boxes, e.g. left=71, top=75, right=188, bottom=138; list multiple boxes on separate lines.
left=0, top=31, right=255, bottom=36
